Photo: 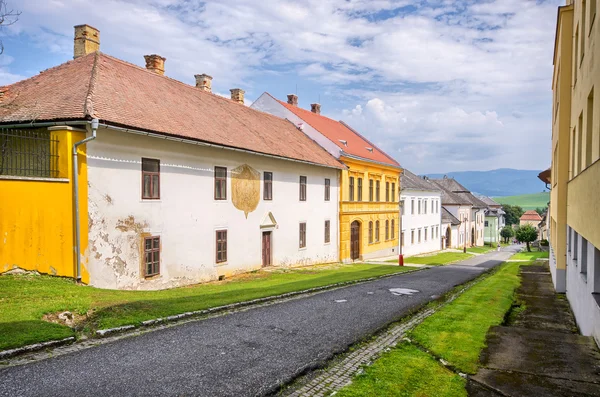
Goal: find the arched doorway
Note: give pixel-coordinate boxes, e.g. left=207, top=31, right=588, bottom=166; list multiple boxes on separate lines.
left=471, top=227, right=475, bottom=246
left=350, top=221, right=361, bottom=260
left=446, top=226, right=451, bottom=248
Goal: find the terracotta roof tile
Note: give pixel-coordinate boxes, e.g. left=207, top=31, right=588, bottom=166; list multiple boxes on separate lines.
left=520, top=210, right=543, bottom=221
left=0, top=52, right=344, bottom=169
left=275, top=98, right=400, bottom=168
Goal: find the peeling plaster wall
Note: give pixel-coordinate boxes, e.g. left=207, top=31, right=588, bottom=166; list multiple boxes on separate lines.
left=85, top=128, right=340, bottom=290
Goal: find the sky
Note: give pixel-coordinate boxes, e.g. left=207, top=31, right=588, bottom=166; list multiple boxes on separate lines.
left=0, top=0, right=561, bottom=174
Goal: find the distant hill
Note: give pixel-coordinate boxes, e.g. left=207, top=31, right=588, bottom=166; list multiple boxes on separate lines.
left=492, top=193, right=550, bottom=211
left=425, top=168, right=547, bottom=197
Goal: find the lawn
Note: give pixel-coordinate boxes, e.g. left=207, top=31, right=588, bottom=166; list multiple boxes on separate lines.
left=467, top=246, right=495, bottom=254
left=393, top=252, right=474, bottom=266
left=409, top=261, right=526, bottom=374
left=492, top=192, right=549, bottom=211
left=336, top=261, right=530, bottom=396
left=335, top=343, right=466, bottom=397
left=0, top=264, right=415, bottom=351
left=510, top=251, right=549, bottom=261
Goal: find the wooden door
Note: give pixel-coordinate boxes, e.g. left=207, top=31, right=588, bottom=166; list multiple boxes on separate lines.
left=262, top=231, right=272, bottom=267
left=350, top=221, right=360, bottom=260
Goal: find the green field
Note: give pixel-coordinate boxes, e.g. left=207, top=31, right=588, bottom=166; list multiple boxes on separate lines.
left=492, top=192, right=549, bottom=210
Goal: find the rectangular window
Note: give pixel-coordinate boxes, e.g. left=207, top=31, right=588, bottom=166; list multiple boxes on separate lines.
left=436, top=226, right=439, bottom=238
left=401, top=230, right=405, bottom=246
left=431, top=200, right=434, bottom=213
left=575, top=25, right=579, bottom=84
left=485, top=220, right=489, bottom=227
left=299, top=222, right=307, bottom=248
left=591, top=0, right=597, bottom=35
left=411, top=230, right=415, bottom=244
left=324, top=178, right=331, bottom=201
left=264, top=172, right=273, bottom=200
left=369, top=222, right=374, bottom=243
left=411, top=199, right=415, bottom=214
left=431, top=227, right=434, bottom=240
left=418, top=200, right=421, bottom=214
left=299, top=176, right=307, bottom=201
left=391, top=183, right=395, bottom=202
left=144, top=236, right=160, bottom=277
left=385, top=182, right=390, bottom=202
left=418, top=229, right=422, bottom=243
left=369, top=180, right=374, bottom=201
left=349, top=176, right=355, bottom=201
left=424, top=227, right=428, bottom=242
left=214, top=166, right=227, bottom=200
left=216, top=230, right=227, bottom=263
left=391, top=219, right=395, bottom=239
left=385, top=220, right=390, bottom=240
left=424, top=199, right=427, bottom=214
left=358, top=178, right=363, bottom=201
left=401, top=199, right=405, bottom=215
left=581, top=237, right=588, bottom=279
left=582, top=0, right=587, bottom=64
left=586, top=88, right=594, bottom=167
left=142, top=158, right=160, bottom=199
left=376, top=180, right=381, bottom=201
left=578, top=112, right=584, bottom=174
left=324, top=220, right=331, bottom=243
left=375, top=221, right=380, bottom=242
left=0, top=129, right=59, bottom=178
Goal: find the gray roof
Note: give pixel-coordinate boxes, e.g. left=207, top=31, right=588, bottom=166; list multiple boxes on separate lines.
left=401, top=169, right=441, bottom=192
left=441, top=207, right=461, bottom=225
left=430, top=177, right=487, bottom=208
left=478, top=196, right=502, bottom=207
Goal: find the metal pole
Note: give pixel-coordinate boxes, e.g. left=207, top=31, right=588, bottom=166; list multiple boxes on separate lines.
left=398, top=199, right=404, bottom=266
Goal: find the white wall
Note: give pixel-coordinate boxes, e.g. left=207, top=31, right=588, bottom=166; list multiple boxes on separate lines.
left=252, top=94, right=343, bottom=159
left=85, top=128, right=340, bottom=290
left=566, top=226, right=600, bottom=344
left=441, top=222, right=460, bottom=249
left=444, top=205, right=471, bottom=248
left=400, top=190, right=442, bottom=256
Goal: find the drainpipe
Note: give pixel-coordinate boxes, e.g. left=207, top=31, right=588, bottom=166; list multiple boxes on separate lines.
left=73, top=118, right=98, bottom=281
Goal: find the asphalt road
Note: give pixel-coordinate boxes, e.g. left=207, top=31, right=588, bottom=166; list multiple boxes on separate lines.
left=0, top=247, right=519, bottom=397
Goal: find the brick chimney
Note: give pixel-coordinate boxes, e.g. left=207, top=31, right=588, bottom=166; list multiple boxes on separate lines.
left=311, top=103, right=321, bottom=115
left=287, top=94, right=298, bottom=106
left=144, top=55, right=166, bottom=75
left=74, top=24, right=100, bottom=59
left=230, top=88, right=245, bottom=104
left=195, top=74, right=213, bottom=92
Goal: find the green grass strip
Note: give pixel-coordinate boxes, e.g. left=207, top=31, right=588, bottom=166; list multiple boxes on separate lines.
left=510, top=251, right=549, bottom=260
left=0, top=264, right=414, bottom=351
left=390, top=252, right=474, bottom=266
left=409, top=261, right=526, bottom=374
left=336, top=343, right=466, bottom=397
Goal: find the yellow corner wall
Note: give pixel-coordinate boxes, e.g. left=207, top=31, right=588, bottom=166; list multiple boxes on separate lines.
left=338, top=156, right=401, bottom=261
left=567, top=160, right=600, bottom=249
left=0, top=127, right=89, bottom=283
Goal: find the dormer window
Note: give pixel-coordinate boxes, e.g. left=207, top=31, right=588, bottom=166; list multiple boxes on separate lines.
left=339, top=139, right=348, bottom=146
left=366, top=147, right=373, bottom=153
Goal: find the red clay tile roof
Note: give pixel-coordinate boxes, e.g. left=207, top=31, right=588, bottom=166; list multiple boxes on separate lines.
left=520, top=210, right=543, bottom=221
left=0, top=52, right=344, bottom=169
left=275, top=98, right=400, bottom=168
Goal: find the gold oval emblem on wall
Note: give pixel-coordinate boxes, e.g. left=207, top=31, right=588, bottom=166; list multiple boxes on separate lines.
left=231, top=164, right=260, bottom=218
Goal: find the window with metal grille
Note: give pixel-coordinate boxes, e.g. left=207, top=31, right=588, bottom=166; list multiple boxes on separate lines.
left=299, top=222, right=306, bottom=248
left=215, top=166, right=227, bottom=200
left=369, top=179, right=374, bottom=201
left=385, top=220, right=389, bottom=240
left=216, top=230, right=227, bottom=263
left=264, top=171, right=273, bottom=200
left=0, top=128, right=59, bottom=178
left=368, top=221, right=373, bottom=243
left=142, top=158, right=160, bottom=199
left=349, top=176, right=355, bottom=201
left=376, top=180, right=380, bottom=201
left=385, top=182, right=389, bottom=202
left=324, top=220, right=330, bottom=243
left=144, top=236, right=160, bottom=277
left=299, top=176, right=307, bottom=201
left=357, top=178, right=363, bottom=201
left=375, top=220, right=380, bottom=242
left=324, top=178, right=330, bottom=201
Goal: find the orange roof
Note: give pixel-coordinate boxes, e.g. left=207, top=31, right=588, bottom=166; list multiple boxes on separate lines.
left=276, top=98, right=400, bottom=168
left=520, top=210, right=543, bottom=221
left=0, top=53, right=344, bottom=169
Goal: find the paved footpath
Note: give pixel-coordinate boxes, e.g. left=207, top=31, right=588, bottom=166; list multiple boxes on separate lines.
left=0, top=247, right=519, bottom=397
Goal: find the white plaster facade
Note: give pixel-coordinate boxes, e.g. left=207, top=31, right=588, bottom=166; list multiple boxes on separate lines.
left=442, top=222, right=460, bottom=249
left=85, top=128, right=340, bottom=290
left=400, top=192, right=442, bottom=256
left=566, top=226, right=600, bottom=344
left=443, top=205, right=472, bottom=248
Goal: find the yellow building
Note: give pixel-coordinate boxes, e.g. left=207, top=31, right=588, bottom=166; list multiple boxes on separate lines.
left=252, top=93, right=402, bottom=262
left=546, top=0, right=600, bottom=342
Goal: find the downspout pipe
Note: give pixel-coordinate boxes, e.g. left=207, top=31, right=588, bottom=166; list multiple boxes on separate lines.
left=73, top=118, right=98, bottom=281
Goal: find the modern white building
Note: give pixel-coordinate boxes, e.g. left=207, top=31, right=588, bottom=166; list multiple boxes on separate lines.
left=399, top=170, right=442, bottom=256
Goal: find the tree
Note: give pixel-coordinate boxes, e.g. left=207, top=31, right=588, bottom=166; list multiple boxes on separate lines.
left=515, top=224, right=538, bottom=252
left=534, top=207, right=548, bottom=216
left=500, top=225, right=514, bottom=243
left=0, top=1, right=21, bottom=55
left=502, top=204, right=524, bottom=226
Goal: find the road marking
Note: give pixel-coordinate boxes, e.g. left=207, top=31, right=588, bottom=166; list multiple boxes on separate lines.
left=389, top=288, right=420, bottom=296
left=335, top=299, right=347, bottom=303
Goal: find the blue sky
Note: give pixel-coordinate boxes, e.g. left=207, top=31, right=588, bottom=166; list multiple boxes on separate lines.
left=0, top=0, right=561, bottom=174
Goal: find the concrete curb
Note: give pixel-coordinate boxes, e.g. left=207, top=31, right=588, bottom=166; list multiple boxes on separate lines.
left=95, top=267, right=425, bottom=337
left=0, top=337, right=76, bottom=360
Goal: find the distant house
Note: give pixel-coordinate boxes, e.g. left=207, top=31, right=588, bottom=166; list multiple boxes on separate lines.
left=399, top=170, right=442, bottom=256
left=520, top=210, right=543, bottom=228
left=441, top=207, right=461, bottom=249
left=0, top=24, right=345, bottom=290
left=479, top=196, right=505, bottom=245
